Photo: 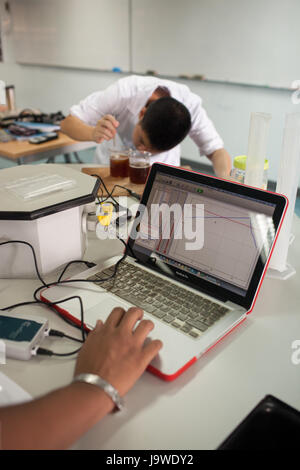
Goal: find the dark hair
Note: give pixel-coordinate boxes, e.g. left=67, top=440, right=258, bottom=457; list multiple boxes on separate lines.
left=141, top=97, right=191, bottom=152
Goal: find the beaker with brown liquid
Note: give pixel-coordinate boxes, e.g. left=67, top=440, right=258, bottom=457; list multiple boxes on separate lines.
left=129, top=151, right=151, bottom=184
left=109, top=150, right=129, bottom=178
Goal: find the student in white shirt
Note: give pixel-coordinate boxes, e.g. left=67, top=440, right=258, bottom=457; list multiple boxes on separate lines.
left=61, top=75, right=231, bottom=177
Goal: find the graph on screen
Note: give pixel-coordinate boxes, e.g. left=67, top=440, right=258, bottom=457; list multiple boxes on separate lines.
left=135, top=176, right=275, bottom=291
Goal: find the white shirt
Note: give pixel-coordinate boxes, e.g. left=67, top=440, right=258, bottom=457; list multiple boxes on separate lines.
left=70, top=75, right=224, bottom=165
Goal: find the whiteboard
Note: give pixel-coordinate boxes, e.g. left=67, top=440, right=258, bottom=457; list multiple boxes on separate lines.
left=131, top=0, right=300, bottom=89
left=11, top=0, right=130, bottom=72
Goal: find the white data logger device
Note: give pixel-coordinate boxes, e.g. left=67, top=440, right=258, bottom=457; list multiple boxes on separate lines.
left=0, top=313, right=49, bottom=360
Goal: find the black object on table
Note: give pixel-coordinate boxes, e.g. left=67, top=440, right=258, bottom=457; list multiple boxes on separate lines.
left=218, top=395, right=300, bottom=450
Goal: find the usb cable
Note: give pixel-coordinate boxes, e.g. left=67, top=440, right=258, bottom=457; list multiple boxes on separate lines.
left=34, top=347, right=81, bottom=357
left=47, top=328, right=84, bottom=343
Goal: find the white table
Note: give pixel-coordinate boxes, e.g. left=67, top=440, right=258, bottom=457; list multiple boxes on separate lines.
left=0, top=205, right=299, bottom=450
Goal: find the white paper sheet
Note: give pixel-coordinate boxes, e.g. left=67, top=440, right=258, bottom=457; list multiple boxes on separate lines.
left=0, top=371, right=32, bottom=406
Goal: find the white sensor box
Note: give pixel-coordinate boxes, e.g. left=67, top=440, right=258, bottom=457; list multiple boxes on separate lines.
left=0, top=164, right=99, bottom=278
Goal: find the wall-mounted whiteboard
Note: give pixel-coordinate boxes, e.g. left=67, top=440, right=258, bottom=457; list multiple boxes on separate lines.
left=9, top=0, right=300, bottom=89
left=11, top=0, right=130, bottom=72
left=131, top=0, right=300, bottom=89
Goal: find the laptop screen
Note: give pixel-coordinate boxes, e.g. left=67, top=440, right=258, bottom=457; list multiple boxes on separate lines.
left=128, top=164, right=287, bottom=310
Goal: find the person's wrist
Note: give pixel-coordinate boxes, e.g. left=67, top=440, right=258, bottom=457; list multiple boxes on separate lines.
left=72, top=373, right=125, bottom=412
left=70, top=380, right=115, bottom=413
left=89, top=126, right=97, bottom=142
left=216, top=170, right=231, bottom=179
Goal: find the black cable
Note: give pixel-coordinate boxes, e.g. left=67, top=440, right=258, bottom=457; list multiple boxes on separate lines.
left=0, top=216, right=132, bottom=355
left=117, top=236, right=136, bottom=259
left=0, top=240, right=47, bottom=287
left=35, top=330, right=84, bottom=358
left=0, top=298, right=85, bottom=333
left=91, top=174, right=140, bottom=249
left=117, top=237, right=127, bottom=249
left=36, top=292, right=87, bottom=343
left=1, top=240, right=127, bottom=315
left=33, top=251, right=127, bottom=296
left=91, top=173, right=120, bottom=206
left=97, top=183, right=105, bottom=206
left=0, top=292, right=88, bottom=344
left=0, top=243, right=86, bottom=341
left=0, top=242, right=95, bottom=342
left=36, top=347, right=81, bottom=357
left=1, top=295, right=86, bottom=353
left=92, top=175, right=133, bottom=232
left=57, top=259, right=96, bottom=283
left=48, top=329, right=84, bottom=343
left=109, top=184, right=141, bottom=201
left=92, top=174, right=141, bottom=207
left=32, top=250, right=128, bottom=345
left=31, top=248, right=128, bottom=342
left=0, top=300, right=41, bottom=311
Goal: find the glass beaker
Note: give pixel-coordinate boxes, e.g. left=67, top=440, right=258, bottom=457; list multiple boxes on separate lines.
left=109, top=148, right=129, bottom=178
left=129, top=150, right=151, bottom=184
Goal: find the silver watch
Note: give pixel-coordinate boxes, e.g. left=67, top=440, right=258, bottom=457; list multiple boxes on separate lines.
left=73, top=373, right=124, bottom=411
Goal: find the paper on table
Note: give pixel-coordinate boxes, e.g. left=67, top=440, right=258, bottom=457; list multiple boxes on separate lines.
left=0, top=371, right=32, bottom=406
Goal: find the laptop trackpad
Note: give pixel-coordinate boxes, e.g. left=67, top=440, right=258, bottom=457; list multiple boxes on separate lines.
left=84, top=294, right=132, bottom=329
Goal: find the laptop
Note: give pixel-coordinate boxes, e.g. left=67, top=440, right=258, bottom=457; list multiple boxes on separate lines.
left=41, top=163, right=287, bottom=381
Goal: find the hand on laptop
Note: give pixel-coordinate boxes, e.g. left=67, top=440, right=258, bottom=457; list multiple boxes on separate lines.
left=74, top=306, right=163, bottom=397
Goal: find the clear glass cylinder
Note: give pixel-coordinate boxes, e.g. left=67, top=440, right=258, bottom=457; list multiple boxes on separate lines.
left=244, top=112, right=271, bottom=188
left=269, top=112, right=300, bottom=273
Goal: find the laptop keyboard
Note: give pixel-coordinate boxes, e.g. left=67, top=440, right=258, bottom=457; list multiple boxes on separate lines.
left=88, top=261, right=229, bottom=339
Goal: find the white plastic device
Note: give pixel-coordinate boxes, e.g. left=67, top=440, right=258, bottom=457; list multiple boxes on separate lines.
left=0, top=164, right=99, bottom=278
left=0, top=313, right=49, bottom=361
left=268, top=113, right=300, bottom=279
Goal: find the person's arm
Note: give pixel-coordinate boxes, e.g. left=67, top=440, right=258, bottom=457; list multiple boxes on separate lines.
left=207, top=148, right=232, bottom=178
left=60, top=114, right=119, bottom=144
left=0, top=307, right=162, bottom=450
left=61, top=80, right=124, bottom=144
left=0, top=381, right=113, bottom=450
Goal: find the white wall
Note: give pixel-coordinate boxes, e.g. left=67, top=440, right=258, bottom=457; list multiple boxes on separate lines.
left=131, top=0, right=300, bottom=89
left=0, top=0, right=299, bottom=184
